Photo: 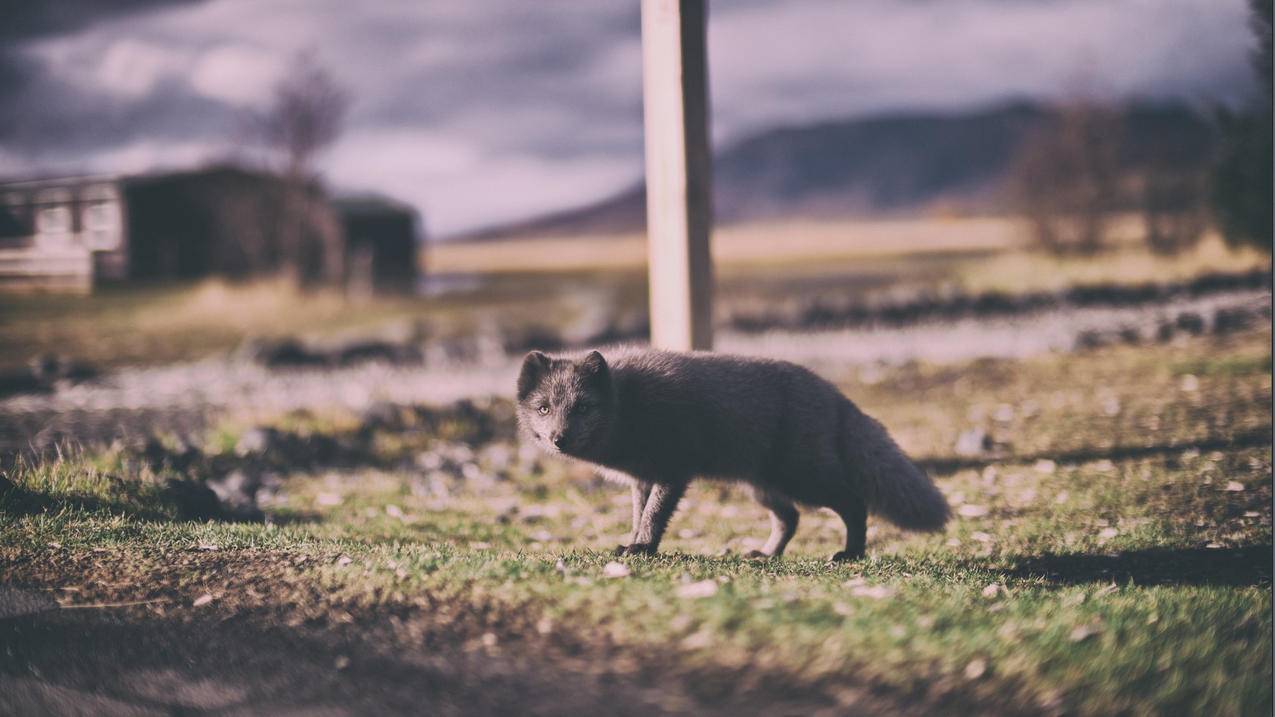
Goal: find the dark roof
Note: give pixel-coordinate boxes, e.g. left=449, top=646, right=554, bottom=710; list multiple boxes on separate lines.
left=331, top=192, right=419, bottom=217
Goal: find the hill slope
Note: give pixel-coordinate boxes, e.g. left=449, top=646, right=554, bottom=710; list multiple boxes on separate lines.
left=458, top=101, right=1214, bottom=241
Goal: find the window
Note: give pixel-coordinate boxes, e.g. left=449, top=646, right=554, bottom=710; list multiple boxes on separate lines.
left=84, top=201, right=121, bottom=250
left=37, top=205, right=71, bottom=235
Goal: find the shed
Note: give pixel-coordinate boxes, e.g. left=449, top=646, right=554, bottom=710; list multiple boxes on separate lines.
left=332, top=194, right=422, bottom=295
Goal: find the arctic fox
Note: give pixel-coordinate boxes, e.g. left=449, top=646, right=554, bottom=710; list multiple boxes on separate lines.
left=515, top=348, right=949, bottom=561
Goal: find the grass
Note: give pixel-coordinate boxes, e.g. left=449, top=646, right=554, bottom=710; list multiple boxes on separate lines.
left=2, top=327, right=1270, bottom=714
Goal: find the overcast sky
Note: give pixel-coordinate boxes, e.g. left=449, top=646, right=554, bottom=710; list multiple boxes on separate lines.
left=0, top=0, right=1259, bottom=235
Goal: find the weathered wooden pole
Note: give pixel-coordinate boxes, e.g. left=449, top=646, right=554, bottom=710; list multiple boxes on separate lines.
left=641, top=0, right=713, bottom=351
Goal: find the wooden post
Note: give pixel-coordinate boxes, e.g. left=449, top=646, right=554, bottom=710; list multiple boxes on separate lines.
left=641, top=0, right=713, bottom=351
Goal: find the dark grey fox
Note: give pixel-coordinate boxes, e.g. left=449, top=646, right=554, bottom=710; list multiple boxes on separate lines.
left=515, top=348, right=949, bottom=561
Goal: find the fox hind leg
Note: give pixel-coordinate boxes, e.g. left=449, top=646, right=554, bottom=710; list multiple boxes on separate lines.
left=745, top=488, right=799, bottom=559
left=829, top=497, right=867, bottom=562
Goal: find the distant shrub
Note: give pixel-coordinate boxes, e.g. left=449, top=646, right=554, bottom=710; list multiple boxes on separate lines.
left=1210, top=0, right=1272, bottom=254
left=1140, top=169, right=1207, bottom=255
left=1011, top=101, right=1122, bottom=255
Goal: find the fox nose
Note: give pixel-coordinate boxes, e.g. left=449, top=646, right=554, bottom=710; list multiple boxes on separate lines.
left=550, top=432, right=565, bottom=449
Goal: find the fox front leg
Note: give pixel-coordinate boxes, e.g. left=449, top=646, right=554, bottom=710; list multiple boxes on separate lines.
left=616, top=481, right=653, bottom=553
left=617, top=481, right=686, bottom=556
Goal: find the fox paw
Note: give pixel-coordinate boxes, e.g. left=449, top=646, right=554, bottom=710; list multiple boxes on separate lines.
left=744, top=550, right=775, bottom=560
left=614, top=543, right=657, bottom=557
left=830, top=550, right=865, bottom=563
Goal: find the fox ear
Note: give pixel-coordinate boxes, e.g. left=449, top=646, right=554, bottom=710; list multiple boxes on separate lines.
left=517, top=351, right=551, bottom=399
left=577, top=350, right=609, bottom=383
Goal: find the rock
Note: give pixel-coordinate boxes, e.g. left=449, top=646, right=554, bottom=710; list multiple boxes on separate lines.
left=1033, top=459, right=1057, bottom=474
left=164, top=479, right=224, bottom=521
left=245, top=337, right=327, bottom=368
left=204, top=469, right=263, bottom=520
left=1174, top=312, right=1205, bottom=335
left=29, top=353, right=97, bottom=383
left=1213, top=307, right=1254, bottom=334
left=954, top=428, right=992, bottom=457
left=336, top=340, right=422, bottom=367
left=0, top=370, right=47, bottom=398
left=235, top=427, right=278, bottom=457
left=964, top=658, right=988, bottom=680
left=1074, top=329, right=1108, bottom=350
left=676, top=579, right=719, bottom=599
left=602, top=561, right=631, bottom=578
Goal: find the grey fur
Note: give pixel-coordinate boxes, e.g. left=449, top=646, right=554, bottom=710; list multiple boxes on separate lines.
left=515, top=347, right=949, bottom=561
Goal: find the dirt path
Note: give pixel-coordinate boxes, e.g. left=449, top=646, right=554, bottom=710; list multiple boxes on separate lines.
left=1, top=289, right=1267, bottom=455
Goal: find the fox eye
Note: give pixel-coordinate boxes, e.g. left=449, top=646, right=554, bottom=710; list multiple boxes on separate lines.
left=537, top=405, right=550, bottom=415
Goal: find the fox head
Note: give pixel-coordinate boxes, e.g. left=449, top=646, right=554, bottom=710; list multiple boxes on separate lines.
left=516, top=350, right=615, bottom=458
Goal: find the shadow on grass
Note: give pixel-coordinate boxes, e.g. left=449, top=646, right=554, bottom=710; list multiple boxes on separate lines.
left=918, top=428, right=1273, bottom=476
left=0, top=480, right=317, bottom=525
left=982, top=545, right=1273, bottom=588
left=0, top=609, right=854, bottom=717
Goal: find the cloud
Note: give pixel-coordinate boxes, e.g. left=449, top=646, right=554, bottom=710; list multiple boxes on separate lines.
left=0, top=0, right=1258, bottom=233
left=705, top=0, right=1254, bottom=139
left=190, top=44, right=285, bottom=106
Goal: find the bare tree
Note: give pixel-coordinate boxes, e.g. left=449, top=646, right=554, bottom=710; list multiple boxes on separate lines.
left=259, top=52, right=350, bottom=181
left=1139, top=168, right=1207, bottom=255
left=250, top=52, right=350, bottom=285
left=1010, top=100, right=1123, bottom=255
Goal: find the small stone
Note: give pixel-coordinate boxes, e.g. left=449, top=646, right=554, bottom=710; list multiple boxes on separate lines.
left=675, top=579, right=719, bottom=599
left=334, top=655, right=350, bottom=670
left=958, top=504, right=989, bottom=518
left=481, top=632, right=498, bottom=647
left=1033, top=459, right=1057, bottom=474
left=1180, top=374, right=1200, bottom=392
left=849, top=584, right=894, bottom=600
left=954, top=428, right=992, bottom=457
left=1225, top=481, right=1245, bottom=492
left=316, top=492, right=342, bottom=507
left=1098, top=527, right=1119, bottom=540
left=1101, top=397, right=1121, bottom=417
left=981, top=583, right=1004, bottom=599
left=681, top=630, right=714, bottom=649
left=964, top=658, right=988, bottom=680
left=234, top=427, right=276, bottom=457
left=1069, top=623, right=1102, bottom=642
left=336, top=555, right=353, bottom=567
left=192, top=593, right=214, bottom=607
left=602, top=561, right=631, bottom=578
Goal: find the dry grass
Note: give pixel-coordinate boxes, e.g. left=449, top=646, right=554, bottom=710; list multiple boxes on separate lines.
left=429, top=215, right=1031, bottom=275
left=429, top=214, right=1268, bottom=291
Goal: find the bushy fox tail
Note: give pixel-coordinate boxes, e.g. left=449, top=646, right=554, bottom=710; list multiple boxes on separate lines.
left=841, top=402, right=949, bottom=532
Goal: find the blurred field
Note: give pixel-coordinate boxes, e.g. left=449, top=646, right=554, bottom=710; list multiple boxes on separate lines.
left=2, top=326, right=1269, bottom=714
left=1, top=216, right=1267, bottom=374
left=431, top=215, right=1267, bottom=286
